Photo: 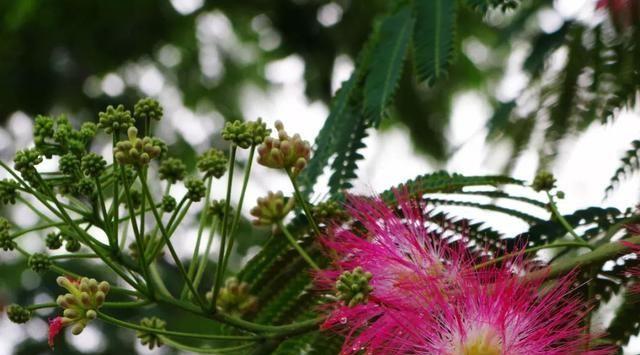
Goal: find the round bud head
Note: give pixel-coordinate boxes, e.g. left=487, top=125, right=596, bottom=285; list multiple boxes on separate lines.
left=185, top=177, right=206, bottom=202
left=532, top=171, right=556, bottom=192
left=46, top=232, right=63, bottom=250
left=13, top=148, right=43, bottom=174
left=137, top=317, right=167, bottom=350
left=0, top=179, right=19, bottom=206
left=74, top=177, right=95, bottom=196
left=81, top=153, right=107, bottom=178
left=197, top=148, right=228, bottom=178
left=257, top=121, right=311, bottom=177
left=7, top=304, right=31, bottom=324
left=0, top=218, right=15, bottom=251
left=312, top=200, right=348, bottom=224
left=28, top=253, right=51, bottom=273
left=98, top=104, right=134, bottom=134
left=222, top=120, right=253, bottom=149
left=250, top=191, right=295, bottom=226
left=247, top=118, right=271, bottom=146
left=336, top=267, right=373, bottom=307
left=159, top=158, right=187, bottom=183
left=64, top=236, right=81, bottom=252
left=114, top=127, right=163, bottom=167
left=134, top=97, right=163, bottom=122
left=161, top=195, right=177, bottom=212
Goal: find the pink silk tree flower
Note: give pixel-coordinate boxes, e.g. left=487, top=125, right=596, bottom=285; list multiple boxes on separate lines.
left=48, top=316, right=64, bottom=349
left=315, top=191, right=481, bottom=352
left=377, top=264, right=613, bottom=355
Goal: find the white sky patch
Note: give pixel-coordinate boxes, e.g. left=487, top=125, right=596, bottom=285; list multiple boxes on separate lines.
left=317, top=3, right=344, bottom=27
left=101, top=73, right=125, bottom=97
left=266, top=55, right=305, bottom=84
left=170, top=0, right=203, bottom=15
left=331, top=54, right=354, bottom=94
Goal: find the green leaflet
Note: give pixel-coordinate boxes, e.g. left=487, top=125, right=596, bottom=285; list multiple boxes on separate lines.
left=327, top=105, right=368, bottom=195
left=300, top=75, right=358, bottom=197
left=423, top=197, right=544, bottom=224
left=605, top=139, right=640, bottom=197
left=412, top=0, right=456, bottom=85
left=363, top=6, right=415, bottom=126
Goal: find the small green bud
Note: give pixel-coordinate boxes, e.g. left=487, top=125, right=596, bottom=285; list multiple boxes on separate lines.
left=206, top=277, right=258, bottom=316
left=129, top=189, right=143, bottom=210
left=556, top=190, right=565, bottom=199
left=159, top=158, right=187, bottom=183
left=81, top=153, right=107, bottom=178
left=247, top=118, right=271, bottom=146
left=0, top=218, right=14, bottom=251
left=28, top=253, right=51, bottom=273
left=7, top=304, right=31, bottom=324
left=34, top=115, right=55, bottom=146
left=0, top=218, right=15, bottom=251
left=208, top=199, right=230, bottom=219
left=250, top=191, right=294, bottom=226
left=257, top=121, right=311, bottom=177
left=532, top=171, right=556, bottom=192
left=59, top=153, right=81, bottom=176
left=312, top=200, right=347, bottom=224
left=0, top=179, right=19, bottom=205
left=114, top=127, right=163, bottom=167
left=98, top=104, right=135, bottom=134
left=197, top=148, right=227, bottom=178
left=74, top=177, right=95, bottom=196
left=336, top=267, right=373, bottom=307
left=137, top=317, right=166, bottom=350
left=64, top=235, right=81, bottom=252
left=79, top=122, right=98, bottom=141
left=134, top=98, right=163, bottom=122
left=13, top=148, right=43, bottom=174
left=161, top=195, right=177, bottom=212
left=222, top=120, right=253, bottom=149
left=53, top=276, right=110, bottom=337
left=46, top=232, right=63, bottom=250
left=184, top=178, right=206, bottom=202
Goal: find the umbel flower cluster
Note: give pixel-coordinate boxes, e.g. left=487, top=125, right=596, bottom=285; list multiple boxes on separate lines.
left=316, top=193, right=615, bottom=354
left=2, top=97, right=636, bottom=354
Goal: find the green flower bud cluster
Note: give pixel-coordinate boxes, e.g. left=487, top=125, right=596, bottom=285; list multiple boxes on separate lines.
left=161, top=195, right=177, bottom=212
left=64, top=236, right=81, bottom=252
left=312, top=200, right=347, bottom=224
left=14, top=148, right=43, bottom=174
left=196, top=148, right=227, bottom=178
left=206, top=277, right=258, bottom=317
left=28, top=253, right=51, bottom=273
left=250, top=191, right=294, bottom=226
left=134, top=98, right=163, bottom=122
left=159, top=158, right=187, bottom=183
left=129, top=189, right=143, bottom=210
left=136, top=317, right=166, bottom=350
left=114, top=127, right=163, bottom=167
left=55, top=276, right=110, bottom=335
left=208, top=199, right=230, bottom=219
left=59, top=153, right=81, bottom=177
left=222, top=118, right=271, bottom=149
left=257, top=121, right=310, bottom=177
left=532, top=171, right=556, bottom=192
left=81, top=153, right=107, bottom=178
left=34, top=115, right=96, bottom=157
left=98, top=104, right=135, bottom=134
left=184, top=177, right=206, bottom=202
left=74, top=177, right=95, bottom=196
left=0, top=218, right=15, bottom=251
left=6, top=304, right=31, bottom=324
left=336, top=267, right=373, bottom=307
left=46, top=232, right=63, bottom=250
left=0, top=179, right=18, bottom=206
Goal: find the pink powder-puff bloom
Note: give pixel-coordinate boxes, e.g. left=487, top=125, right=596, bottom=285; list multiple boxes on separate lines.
left=620, top=226, right=640, bottom=295
left=48, top=316, right=64, bottom=349
left=315, top=192, right=484, bottom=352
left=386, top=266, right=614, bottom=355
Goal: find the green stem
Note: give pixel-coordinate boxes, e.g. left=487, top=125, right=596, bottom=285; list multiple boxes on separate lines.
left=158, top=337, right=256, bottom=354
left=122, top=168, right=153, bottom=296
left=211, top=146, right=237, bottom=309
left=474, top=242, right=588, bottom=269
left=192, top=217, right=219, bottom=292
left=546, top=192, right=593, bottom=250
left=50, top=253, right=99, bottom=260
left=112, top=135, right=119, bottom=253
left=97, top=311, right=259, bottom=341
left=139, top=173, right=207, bottom=310
left=182, top=176, right=213, bottom=299
left=221, top=145, right=255, bottom=273
left=10, top=221, right=70, bottom=239
left=277, top=222, right=319, bottom=270
left=95, top=176, right=114, bottom=249
left=286, top=169, right=321, bottom=237
left=527, top=234, right=640, bottom=281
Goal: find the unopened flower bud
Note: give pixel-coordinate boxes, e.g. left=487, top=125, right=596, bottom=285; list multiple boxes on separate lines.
left=250, top=191, right=295, bottom=226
